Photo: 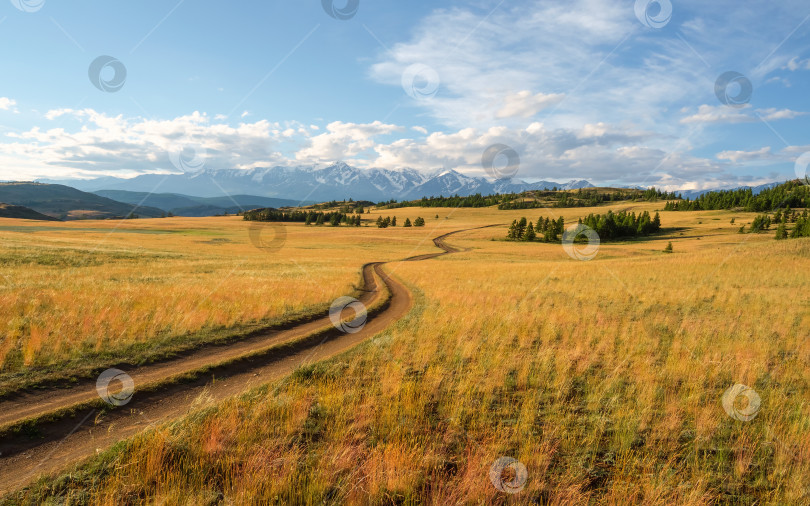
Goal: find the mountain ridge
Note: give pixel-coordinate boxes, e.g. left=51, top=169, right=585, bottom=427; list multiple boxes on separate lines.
left=34, top=164, right=786, bottom=203
left=38, top=163, right=594, bottom=202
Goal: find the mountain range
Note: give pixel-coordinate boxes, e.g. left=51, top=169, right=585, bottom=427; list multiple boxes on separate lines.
left=40, top=163, right=594, bottom=202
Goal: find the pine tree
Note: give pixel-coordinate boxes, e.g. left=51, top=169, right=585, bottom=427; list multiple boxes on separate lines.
left=517, top=217, right=527, bottom=239
left=524, top=222, right=536, bottom=241
left=404, top=218, right=412, bottom=227
left=391, top=216, right=397, bottom=227
left=664, top=241, right=673, bottom=253
left=775, top=223, right=788, bottom=240
left=508, top=220, right=518, bottom=239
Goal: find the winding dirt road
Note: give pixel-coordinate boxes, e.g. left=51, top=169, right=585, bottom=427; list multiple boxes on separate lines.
left=0, top=225, right=494, bottom=495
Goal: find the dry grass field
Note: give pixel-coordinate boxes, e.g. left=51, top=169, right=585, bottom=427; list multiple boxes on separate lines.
left=4, top=203, right=810, bottom=504
left=0, top=215, right=441, bottom=393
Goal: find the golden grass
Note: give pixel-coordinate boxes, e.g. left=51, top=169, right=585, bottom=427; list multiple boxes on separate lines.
left=0, top=215, right=440, bottom=384
left=9, top=204, right=810, bottom=504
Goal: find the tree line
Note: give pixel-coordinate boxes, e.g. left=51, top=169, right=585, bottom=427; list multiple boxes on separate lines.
left=507, top=210, right=662, bottom=242
left=377, top=193, right=512, bottom=209
left=498, top=187, right=679, bottom=210
left=242, top=208, right=360, bottom=227
left=664, top=180, right=810, bottom=212
left=741, top=208, right=810, bottom=240
left=377, top=216, right=425, bottom=228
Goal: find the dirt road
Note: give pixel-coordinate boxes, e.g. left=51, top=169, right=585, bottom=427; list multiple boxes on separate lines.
left=0, top=225, right=493, bottom=495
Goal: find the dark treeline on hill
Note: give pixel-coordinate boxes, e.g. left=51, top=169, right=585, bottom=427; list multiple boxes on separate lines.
left=242, top=208, right=361, bottom=226
left=508, top=210, right=662, bottom=242
left=377, top=188, right=679, bottom=210
left=312, top=199, right=375, bottom=212
left=377, top=193, right=510, bottom=209
left=498, top=188, right=679, bottom=210
left=664, top=180, right=810, bottom=212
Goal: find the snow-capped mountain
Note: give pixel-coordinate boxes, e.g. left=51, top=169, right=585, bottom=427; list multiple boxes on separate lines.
left=39, top=163, right=594, bottom=202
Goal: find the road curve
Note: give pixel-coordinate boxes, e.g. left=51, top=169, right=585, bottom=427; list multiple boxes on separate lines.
left=0, top=225, right=497, bottom=495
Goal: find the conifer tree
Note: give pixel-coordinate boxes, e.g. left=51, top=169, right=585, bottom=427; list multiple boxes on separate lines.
left=524, top=222, right=536, bottom=241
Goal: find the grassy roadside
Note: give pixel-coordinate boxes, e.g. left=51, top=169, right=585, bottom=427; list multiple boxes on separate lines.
left=0, top=262, right=370, bottom=399
left=0, top=263, right=391, bottom=442
left=0, top=282, right=411, bottom=505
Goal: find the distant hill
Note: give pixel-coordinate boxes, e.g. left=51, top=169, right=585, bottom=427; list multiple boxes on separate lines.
left=0, top=183, right=165, bottom=220
left=93, top=190, right=304, bottom=217
left=0, top=203, right=62, bottom=221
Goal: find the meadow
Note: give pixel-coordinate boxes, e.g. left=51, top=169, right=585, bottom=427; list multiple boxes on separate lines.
left=4, top=203, right=810, bottom=504
left=0, top=215, right=440, bottom=394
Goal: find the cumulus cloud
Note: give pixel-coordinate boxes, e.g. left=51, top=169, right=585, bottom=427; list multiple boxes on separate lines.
left=1, top=106, right=733, bottom=188
left=4, top=109, right=294, bottom=178
left=295, top=121, right=402, bottom=163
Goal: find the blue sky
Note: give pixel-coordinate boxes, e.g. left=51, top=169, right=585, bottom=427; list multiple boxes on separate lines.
left=0, top=0, right=809, bottom=190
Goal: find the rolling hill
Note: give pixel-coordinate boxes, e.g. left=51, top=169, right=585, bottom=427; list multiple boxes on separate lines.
left=0, top=203, right=62, bottom=221
left=92, top=190, right=304, bottom=216
left=0, top=183, right=165, bottom=220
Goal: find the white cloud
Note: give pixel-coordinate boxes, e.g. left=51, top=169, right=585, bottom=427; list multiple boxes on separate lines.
left=784, top=57, right=810, bottom=71
left=0, top=97, right=17, bottom=112
left=717, top=147, right=772, bottom=164
left=295, top=121, right=402, bottom=163
left=496, top=90, right=565, bottom=119
left=757, top=108, right=807, bottom=121
left=2, top=109, right=296, bottom=179
left=2, top=106, right=729, bottom=188
left=680, top=105, right=806, bottom=124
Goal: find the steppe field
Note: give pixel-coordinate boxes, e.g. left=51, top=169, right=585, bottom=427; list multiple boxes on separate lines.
left=1, top=203, right=808, bottom=505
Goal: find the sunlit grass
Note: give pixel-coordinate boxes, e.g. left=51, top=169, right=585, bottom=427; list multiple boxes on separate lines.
left=7, top=204, right=810, bottom=504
